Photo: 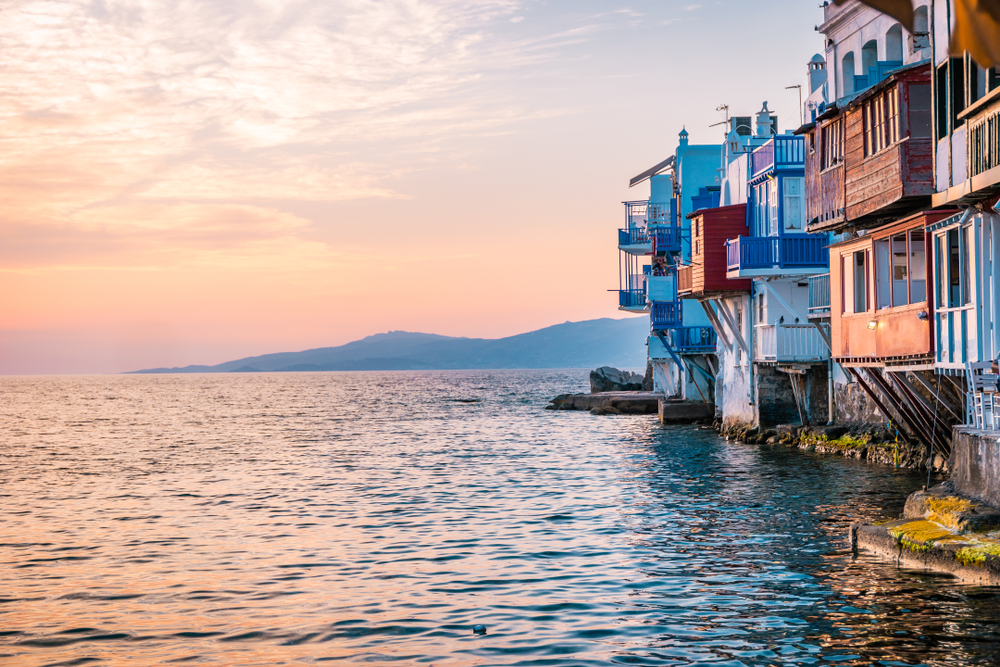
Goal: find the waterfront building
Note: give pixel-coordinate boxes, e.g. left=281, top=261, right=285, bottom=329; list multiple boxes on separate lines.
left=800, top=0, right=958, bottom=451
left=621, top=130, right=720, bottom=405
left=925, top=0, right=1000, bottom=434
left=726, top=104, right=832, bottom=426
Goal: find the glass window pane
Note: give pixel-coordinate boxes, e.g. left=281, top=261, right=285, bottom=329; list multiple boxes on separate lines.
left=855, top=251, right=867, bottom=313
left=876, top=238, right=891, bottom=309
left=892, top=233, right=908, bottom=306
left=909, top=229, right=926, bottom=303
left=948, top=228, right=961, bottom=307
left=963, top=225, right=973, bottom=305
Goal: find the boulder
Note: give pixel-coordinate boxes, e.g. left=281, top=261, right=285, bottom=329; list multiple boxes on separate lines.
left=590, top=366, right=644, bottom=393
left=642, top=359, right=654, bottom=392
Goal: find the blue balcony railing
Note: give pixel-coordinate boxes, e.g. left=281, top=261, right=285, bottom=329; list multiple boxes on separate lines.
left=618, top=289, right=647, bottom=309
left=670, top=326, right=717, bottom=353
left=624, top=201, right=648, bottom=228
left=618, top=227, right=650, bottom=247
left=650, top=301, right=682, bottom=329
left=726, top=234, right=828, bottom=272
left=751, top=135, right=805, bottom=177
left=646, top=202, right=674, bottom=226
left=809, top=274, right=831, bottom=315
left=651, top=226, right=682, bottom=253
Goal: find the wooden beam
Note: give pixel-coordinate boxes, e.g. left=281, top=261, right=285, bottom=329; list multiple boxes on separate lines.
left=889, top=372, right=952, bottom=456
left=812, top=321, right=833, bottom=352
left=906, top=371, right=962, bottom=422
left=715, top=299, right=751, bottom=357
left=699, top=299, right=732, bottom=348
left=849, top=367, right=914, bottom=441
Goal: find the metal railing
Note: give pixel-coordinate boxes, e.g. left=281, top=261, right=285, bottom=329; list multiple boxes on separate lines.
left=623, top=200, right=648, bottom=229
left=808, top=274, right=831, bottom=314
left=755, top=324, right=829, bottom=362
left=751, top=135, right=805, bottom=177
left=618, top=227, right=650, bottom=246
left=618, top=289, right=647, bottom=309
left=650, top=301, right=683, bottom=329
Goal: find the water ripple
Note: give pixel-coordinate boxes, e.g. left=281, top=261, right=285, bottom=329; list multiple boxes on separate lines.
left=2, top=370, right=1000, bottom=666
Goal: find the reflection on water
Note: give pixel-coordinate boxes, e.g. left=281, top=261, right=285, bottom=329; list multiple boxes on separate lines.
left=1, top=370, right=998, bottom=666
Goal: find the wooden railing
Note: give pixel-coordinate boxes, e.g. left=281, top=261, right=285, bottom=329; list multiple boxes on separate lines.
left=755, top=324, right=829, bottom=362
left=969, top=107, right=1000, bottom=179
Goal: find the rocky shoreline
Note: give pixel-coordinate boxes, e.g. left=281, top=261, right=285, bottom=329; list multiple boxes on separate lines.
left=716, top=421, right=947, bottom=472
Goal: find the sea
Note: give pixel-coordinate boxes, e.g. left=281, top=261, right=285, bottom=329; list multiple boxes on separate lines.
left=3, top=370, right=1000, bottom=667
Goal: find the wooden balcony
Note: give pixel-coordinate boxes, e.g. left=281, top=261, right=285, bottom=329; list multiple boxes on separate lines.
left=804, top=62, right=933, bottom=233
left=755, top=324, right=829, bottom=363
left=683, top=203, right=751, bottom=297
left=845, top=137, right=933, bottom=223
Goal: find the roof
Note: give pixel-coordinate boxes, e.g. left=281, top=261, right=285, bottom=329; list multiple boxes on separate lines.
left=629, top=156, right=675, bottom=188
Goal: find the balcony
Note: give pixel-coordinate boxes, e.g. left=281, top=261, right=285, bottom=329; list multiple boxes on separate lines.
left=725, top=234, right=828, bottom=278
left=618, top=226, right=652, bottom=254
left=650, top=301, right=682, bottom=329
left=808, top=274, right=831, bottom=319
left=670, top=326, right=717, bottom=353
left=618, top=288, right=648, bottom=312
left=751, top=135, right=805, bottom=178
left=755, top=324, right=829, bottom=363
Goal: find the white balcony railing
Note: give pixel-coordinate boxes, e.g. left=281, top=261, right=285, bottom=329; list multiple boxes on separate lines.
left=755, top=324, right=829, bottom=363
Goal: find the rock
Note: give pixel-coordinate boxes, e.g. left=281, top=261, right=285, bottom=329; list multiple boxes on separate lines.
left=811, top=425, right=849, bottom=439
left=590, top=366, right=644, bottom=393
left=642, top=359, right=654, bottom=392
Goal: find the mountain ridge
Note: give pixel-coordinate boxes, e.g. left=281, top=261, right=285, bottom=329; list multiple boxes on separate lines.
left=130, top=317, right=650, bottom=373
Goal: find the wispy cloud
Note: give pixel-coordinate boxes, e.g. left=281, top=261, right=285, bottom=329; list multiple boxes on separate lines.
left=0, top=0, right=539, bottom=271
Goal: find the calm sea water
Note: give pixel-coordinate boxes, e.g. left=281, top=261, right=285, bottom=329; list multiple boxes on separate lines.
left=3, top=370, right=1000, bottom=667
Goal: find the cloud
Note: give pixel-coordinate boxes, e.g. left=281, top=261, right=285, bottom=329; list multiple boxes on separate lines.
left=0, top=0, right=559, bottom=276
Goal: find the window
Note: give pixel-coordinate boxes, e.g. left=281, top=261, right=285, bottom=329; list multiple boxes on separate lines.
left=943, top=225, right=973, bottom=308
left=936, top=62, right=949, bottom=140
left=854, top=250, right=868, bottom=313
left=875, top=229, right=929, bottom=309
left=842, top=254, right=851, bottom=314
left=769, top=179, right=779, bottom=236
left=821, top=119, right=843, bottom=170
left=783, top=178, right=804, bottom=231
left=948, top=228, right=961, bottom=307
left=909, top=83, right=932, bottom=139
left=863, top=87, right=899, bottom=156
left=876, top=238, right=891, bottom=309
left=910, top=229, right=926, bottom=303
left=892, top=233, right=908, bottom=307
left=951, top=57, right=966, bottom=129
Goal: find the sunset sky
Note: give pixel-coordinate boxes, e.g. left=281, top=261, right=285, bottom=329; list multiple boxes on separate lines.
left=0, top=0, right=823, bottom=374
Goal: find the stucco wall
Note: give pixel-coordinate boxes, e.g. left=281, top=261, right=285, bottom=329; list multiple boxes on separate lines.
left=950, top=429, right=1000, bottom=507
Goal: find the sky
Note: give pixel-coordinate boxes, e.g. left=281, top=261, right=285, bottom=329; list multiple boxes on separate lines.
left=0, top=0, right=826, bottom=374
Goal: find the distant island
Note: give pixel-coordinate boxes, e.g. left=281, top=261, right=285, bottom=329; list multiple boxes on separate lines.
left=129, top=317, right=650, bottom=373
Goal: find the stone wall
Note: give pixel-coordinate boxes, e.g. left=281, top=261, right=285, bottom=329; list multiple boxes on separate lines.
left=755, top=365, right=799, bottom=427
left=950, top=429, right=1000, bottom=507
left=833, top=378, right=885, bottom=427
